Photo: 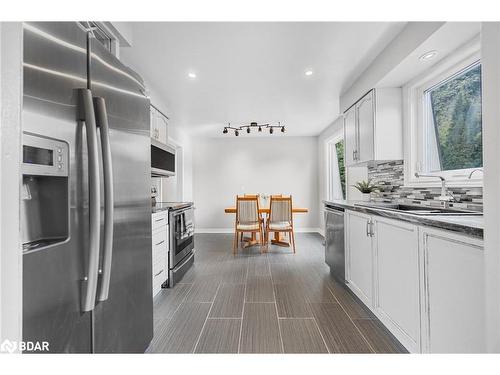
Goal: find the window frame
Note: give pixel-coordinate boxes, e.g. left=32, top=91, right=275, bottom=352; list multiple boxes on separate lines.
left=404, top=43, right=483, bottom=188
left=325, top=132, right=345, bottom=201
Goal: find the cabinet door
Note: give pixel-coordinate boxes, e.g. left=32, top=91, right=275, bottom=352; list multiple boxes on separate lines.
left=344, top=106, right=357, bottom=167
left=373, top=217, right=420, bottom=351
left=150, top=106, right=158, bottom=140
left=421, top=229, right=485, bottom=353
left=356, top=90, right=374, bottom=163
left=345, top=211, right=373, bottom=306
left=157, top=114, right=168, bottom=144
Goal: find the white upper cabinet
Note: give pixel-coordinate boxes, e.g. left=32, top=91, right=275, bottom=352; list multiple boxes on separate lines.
left=344, top=106, right=357, bottom=166
left=356, top=91, right=375, bottom=163
left=344, top=88, right=403, bottom=166
left=150, top=105, right=169, bottom=145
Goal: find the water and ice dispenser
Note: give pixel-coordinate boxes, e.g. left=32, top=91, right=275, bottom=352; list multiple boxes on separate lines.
left=21, top=133, right=69, bottom=252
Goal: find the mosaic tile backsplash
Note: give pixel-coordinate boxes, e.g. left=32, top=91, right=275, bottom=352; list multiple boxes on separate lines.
left=367, top=160, right=483, bottom=211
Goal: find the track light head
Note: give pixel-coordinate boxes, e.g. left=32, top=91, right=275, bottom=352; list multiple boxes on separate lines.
left=223, top=127, right=228, bottom=134
left=235, top=130, right=239, bottom=136
left=269, top=127, right=274, bottom=134
left=246, top=127, right=251, bottom=134
left=258, top=126, right=262, bottom=132
left=281, top=126, right=285, bottom=133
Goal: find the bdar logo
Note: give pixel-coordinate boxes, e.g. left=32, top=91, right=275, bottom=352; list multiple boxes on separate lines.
left=0, top=339, right=17, bottom=353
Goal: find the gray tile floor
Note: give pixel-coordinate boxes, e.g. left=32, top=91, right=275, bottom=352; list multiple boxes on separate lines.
left=147, top=233, right=407, bottom=354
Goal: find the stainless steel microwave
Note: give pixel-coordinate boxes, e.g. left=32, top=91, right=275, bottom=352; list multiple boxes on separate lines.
left=151, top=139, right=175, bottom=177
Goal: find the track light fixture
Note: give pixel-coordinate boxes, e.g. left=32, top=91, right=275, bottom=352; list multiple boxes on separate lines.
left=222, top=122, right=286, bottom=136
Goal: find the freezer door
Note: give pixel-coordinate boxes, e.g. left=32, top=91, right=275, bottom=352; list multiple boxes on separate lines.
left=22, top=22, right=92, bottom=353
left=88, top=35, right=153, bottom=353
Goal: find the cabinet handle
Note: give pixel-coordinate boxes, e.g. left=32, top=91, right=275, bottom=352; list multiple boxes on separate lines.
left=370, top=221, right=375, bottom=237
left=155, top=240, right=165, bottom=246
left=155, top=218, right=164, bottom=222
left=154, top=269, right=164, bottom=277
left=366, top=220, right=370, bottom=237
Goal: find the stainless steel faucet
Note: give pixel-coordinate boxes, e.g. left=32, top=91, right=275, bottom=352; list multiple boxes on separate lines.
left=468, top=169, right=483, bottom=179
left=414, top=172, right=454, bottom=202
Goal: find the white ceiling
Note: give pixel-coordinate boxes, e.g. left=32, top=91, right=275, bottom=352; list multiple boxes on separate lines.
left=378, top=22, right=480, bottom=88
left=120, top=22, right=406, bottom=136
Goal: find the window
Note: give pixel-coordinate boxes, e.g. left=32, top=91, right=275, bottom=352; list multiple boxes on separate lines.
left=327, top=136, right=345, bottom=200
left=424, top=62, right=482, bottom=173
left=405, top=47, right=483, bottom=186
left=335, top=140, right=346, bottom=197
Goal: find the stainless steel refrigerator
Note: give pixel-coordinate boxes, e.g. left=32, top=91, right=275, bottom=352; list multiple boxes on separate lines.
left=21, top=22, right=153, bottom=353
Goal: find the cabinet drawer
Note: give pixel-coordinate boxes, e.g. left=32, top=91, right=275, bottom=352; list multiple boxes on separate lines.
left=153, top=250, right=166, bottom=272
left=152, top=227, right=167, bottom=247
left=152, top=211, right=168, bottom=231
left=152, top=270, right=164, bottom=297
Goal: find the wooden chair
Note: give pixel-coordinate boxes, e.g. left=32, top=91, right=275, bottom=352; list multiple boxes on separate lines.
left=265, top=195, right=296, bottom=253
left=233, top=196, right=264, bottom=255
left=240, top=194, right=261, bottom=243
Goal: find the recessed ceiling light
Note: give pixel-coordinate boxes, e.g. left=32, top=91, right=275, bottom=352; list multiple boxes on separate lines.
left=305, top=70, right=313, bottom=76
left=188, top=72, right=197, bottom=79
left=419, top=50, right=438, bottom=61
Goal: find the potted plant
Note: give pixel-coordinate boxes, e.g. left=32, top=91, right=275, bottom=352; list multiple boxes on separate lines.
left=352, top=179, right=378, bottom=201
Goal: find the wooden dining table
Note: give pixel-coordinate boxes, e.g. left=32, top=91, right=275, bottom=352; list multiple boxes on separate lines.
left=224, top=206, right=308, bottom=247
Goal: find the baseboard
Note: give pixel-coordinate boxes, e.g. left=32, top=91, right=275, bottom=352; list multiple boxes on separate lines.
left=195, top=227, right=322, bottom=234
left=195, top=228, right=234, bottom=234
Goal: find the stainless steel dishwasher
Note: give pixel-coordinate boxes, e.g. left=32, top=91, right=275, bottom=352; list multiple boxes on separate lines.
left=324, top=204, right=345, bottom=282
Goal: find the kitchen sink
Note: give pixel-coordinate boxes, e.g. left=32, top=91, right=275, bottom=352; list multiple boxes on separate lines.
left=354, top=202, right=483, bottom=216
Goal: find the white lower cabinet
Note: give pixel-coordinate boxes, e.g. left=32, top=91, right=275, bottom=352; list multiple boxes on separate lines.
left=372, top=217, right=420, bottom=352
left=151, top=212, right=169, bottom=297
left=420, top=227, right=485, bottom=353
left=344, top=209, right=485, bottom=353
left=345, top=211, right=374, bottom=307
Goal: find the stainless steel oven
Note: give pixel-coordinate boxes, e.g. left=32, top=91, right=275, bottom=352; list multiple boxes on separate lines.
left=168, top=204, right=194, bottom=286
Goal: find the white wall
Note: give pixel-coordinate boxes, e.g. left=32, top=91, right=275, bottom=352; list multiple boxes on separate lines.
left=481, top=22, right=500, bottom=353
left=340, top=22, right=444, bottom=112
left=317, top=117, right=343, bottom=232
left=192, top=136, right=319, bottom=232
left=0, top=22, right=23, bottom=348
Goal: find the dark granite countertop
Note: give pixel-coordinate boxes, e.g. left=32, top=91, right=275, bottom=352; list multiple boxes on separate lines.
left=152, top=202, right=194, bottom=213
left=151, top=204, right=170, bottom=213
left=324, top=200, right=483, bottom=239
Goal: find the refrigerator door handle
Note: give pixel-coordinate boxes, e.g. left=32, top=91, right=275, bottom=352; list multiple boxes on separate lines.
left=93, top=96, right=114, bottom=302
left=78, top=89, right=101, bottom=312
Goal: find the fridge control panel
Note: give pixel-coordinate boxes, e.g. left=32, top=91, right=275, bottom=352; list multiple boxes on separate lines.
left=22, top=132, right=69, bottom=176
